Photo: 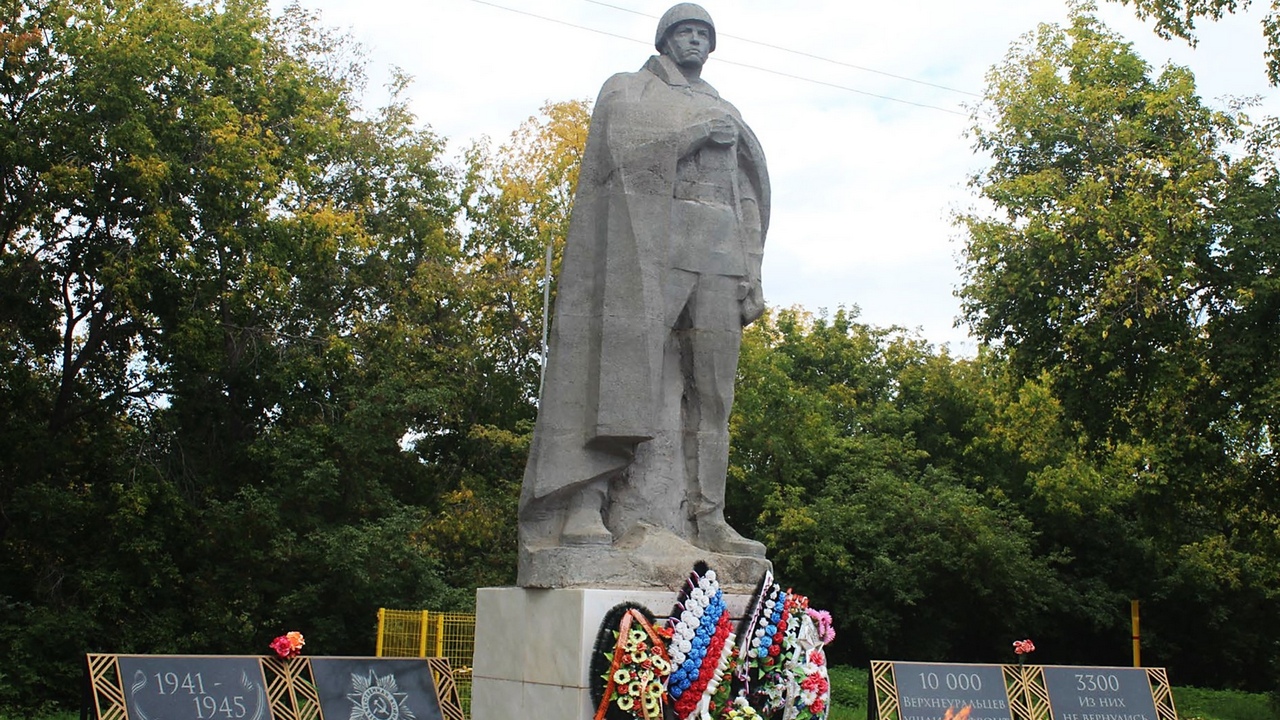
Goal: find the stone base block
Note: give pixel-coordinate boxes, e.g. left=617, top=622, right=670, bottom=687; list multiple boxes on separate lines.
left=519, top=522, right=772, bottom=594
left=470, top=587, right=753, bottom=720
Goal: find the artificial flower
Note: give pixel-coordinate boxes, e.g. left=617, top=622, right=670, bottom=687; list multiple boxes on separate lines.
left=269, top=631, right=305, bottom=659
left=596, top=607, right=673, bottom=720
left=807, top=609, right=836, bottom=645
left=725, top=696, right=765, bottom=720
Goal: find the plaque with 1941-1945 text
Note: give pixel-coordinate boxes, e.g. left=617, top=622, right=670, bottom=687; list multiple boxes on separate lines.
left=117, top=656, right=270, bottom=720
left=86, top=654, right=466, bottom=720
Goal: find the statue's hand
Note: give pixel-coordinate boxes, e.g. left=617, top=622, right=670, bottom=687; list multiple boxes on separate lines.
left=739, top=280, right=765, bottom=325
left=707, top=116, right=737, bottom=147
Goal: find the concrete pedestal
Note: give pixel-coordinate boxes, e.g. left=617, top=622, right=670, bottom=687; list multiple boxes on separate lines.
left=470, top=587, right=751, bottom=720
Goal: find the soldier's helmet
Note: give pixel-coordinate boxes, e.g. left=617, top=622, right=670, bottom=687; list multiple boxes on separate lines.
left=654, top=3, right=716, bottom=53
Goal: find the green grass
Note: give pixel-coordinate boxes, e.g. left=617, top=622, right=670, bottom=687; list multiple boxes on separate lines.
left=1173, top=686, right=1276, bottom=720
left=0, top=712, right=76, bottom=720
left=829, top=664, right=870, bottom=720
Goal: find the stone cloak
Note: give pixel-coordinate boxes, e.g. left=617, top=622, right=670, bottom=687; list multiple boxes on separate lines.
left=518, top=53, right=770, bottom=555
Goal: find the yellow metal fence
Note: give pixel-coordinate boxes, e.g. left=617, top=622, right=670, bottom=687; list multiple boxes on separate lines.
left=375, top=609, right=475, bottom=717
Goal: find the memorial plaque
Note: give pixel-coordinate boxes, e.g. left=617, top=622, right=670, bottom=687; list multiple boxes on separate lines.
left=892, top=662, right=1014, bottom=720
left=117, top=656, right=269, bottom=720
left=1043, top=666, right=1160, bottom=720
left=309, top=658, right=444, bottom=720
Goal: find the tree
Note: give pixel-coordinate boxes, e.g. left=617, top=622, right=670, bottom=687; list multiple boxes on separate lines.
left=961, top=10, right=1224, bottom=444
left=959, top=9, right=1280, bottom=688
left=459, top=99, right=590, bottom=401
left=730, top=309, right=1070, bottom=666
left=1107, top=0, right=1280, bottom=83
left=406, top=100, right=592, bottom=589
left=0, top=0, right=475, bottom=709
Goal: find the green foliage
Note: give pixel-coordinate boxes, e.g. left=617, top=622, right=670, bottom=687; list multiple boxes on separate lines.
left=0, top=16, right=602, bottom=707
left=730, top=310, right=1070, bottom=665
left=0, top=0, right=516, bottom=711
left=408, top=100, right=595, bottom=590
left=459, top=99, right=591, bottom=404
left=959, top=8, right=1280, bottom=690
left=961, top=11, right=1222, bottom=446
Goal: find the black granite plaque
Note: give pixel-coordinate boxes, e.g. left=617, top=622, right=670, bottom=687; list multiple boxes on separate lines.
left=309, top=658, right=443, bottom=720
left=893, top=662, right=1015, bottom=720
left=117, top=656, right=269, bottom=720
left=1043, top=666, right=1160, bottom=720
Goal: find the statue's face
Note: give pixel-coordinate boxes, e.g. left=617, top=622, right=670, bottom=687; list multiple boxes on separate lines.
left=663, top=21, right=711, bottom=68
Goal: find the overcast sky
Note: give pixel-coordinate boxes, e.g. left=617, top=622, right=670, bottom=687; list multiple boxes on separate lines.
left=267, top=0, right=1280, bottom=353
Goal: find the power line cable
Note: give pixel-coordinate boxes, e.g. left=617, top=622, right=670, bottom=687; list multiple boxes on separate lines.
left=467, top=0, right=970, bottom=116
left=472, top=0, right=647, bottom=45
left=713, top=57, right=966, bottom=115
left=584, top=0, right=980, bottom=97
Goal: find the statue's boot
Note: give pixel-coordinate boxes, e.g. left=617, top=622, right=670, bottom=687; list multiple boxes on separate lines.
left=696, top=514, right=766, bottom=558
left=691, top=434, right=766, bottom=558
left=560, top=481, right=612, bottom=546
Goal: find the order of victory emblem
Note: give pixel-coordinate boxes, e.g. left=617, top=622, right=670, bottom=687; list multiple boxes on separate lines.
left=347, top=671, right=414, bottom=720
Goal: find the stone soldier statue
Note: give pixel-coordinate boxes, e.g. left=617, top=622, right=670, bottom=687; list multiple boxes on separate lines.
left=518, top=3, right=771, bottom=587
